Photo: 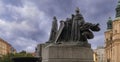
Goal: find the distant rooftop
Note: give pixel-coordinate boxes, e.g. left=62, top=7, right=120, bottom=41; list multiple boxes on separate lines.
left=97, top=46, right=104, bottom=49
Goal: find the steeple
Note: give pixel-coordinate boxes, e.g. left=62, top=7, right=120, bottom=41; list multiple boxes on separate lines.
left=107, top=17, right=112, bottom=29
left=116, top=0, right=120, bottom=18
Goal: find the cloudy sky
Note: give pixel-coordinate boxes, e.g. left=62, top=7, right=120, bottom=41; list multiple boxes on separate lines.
left=0, top=0, right=118, bottom=52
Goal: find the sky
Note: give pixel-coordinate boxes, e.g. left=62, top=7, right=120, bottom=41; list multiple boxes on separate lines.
left=0, top=0, right=118, bottom=52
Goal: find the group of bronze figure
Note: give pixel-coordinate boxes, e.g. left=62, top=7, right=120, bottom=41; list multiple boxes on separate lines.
left=49, top=8, right=100, bottom=44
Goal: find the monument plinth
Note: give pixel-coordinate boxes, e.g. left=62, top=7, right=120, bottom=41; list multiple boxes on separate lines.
left=41, top=43, right=93, bottom=62
left=36, top=8, right=100, bottom=62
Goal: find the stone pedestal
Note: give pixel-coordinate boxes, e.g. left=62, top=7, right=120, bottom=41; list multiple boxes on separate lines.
left=41, top=42, right=94, bottom=62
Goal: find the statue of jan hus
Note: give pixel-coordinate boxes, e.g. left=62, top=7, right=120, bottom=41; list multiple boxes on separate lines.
left=48, top=8, right=100, bottom=44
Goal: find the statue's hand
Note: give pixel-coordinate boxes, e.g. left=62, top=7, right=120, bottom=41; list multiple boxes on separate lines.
left=95, top=23, right=99, bottom=26
left=90, top=23, right=100, bottom=31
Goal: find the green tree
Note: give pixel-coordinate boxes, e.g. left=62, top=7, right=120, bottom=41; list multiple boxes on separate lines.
left=0, top=51, right=33, bottom=62
left=13, top=50, right=33, bottom=57
left=0, top=54, right=13, bottom=62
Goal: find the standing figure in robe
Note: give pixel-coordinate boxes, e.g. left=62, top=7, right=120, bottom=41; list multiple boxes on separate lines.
left=71, top=8, right=85, bottom=41
left=49, top=16, right=58, bottom=42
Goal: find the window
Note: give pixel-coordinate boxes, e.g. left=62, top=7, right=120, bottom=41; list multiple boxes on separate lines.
left=114, top=30, right=117, bottom=34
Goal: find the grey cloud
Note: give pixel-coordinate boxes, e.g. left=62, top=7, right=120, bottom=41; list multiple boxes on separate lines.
left=0, top=0, right=118, bottom=52
left=2, top=0, right=23, bottom=7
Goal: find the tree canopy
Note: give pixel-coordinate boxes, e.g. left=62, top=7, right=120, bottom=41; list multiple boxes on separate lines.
left=0, top=51, right=34, bottom=62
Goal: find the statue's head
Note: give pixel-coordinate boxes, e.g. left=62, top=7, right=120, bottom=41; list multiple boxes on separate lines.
left=74, top=7, right=85, bottom=21
left=75, top=7, right=80, bottom=14
left=53, top=16, right=57, bottom=21
left=60, top=20, right=64, bottom=23
left=66, top=18, right=71, bottom=21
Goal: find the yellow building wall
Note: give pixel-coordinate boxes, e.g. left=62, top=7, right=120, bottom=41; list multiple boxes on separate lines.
left=0, top=39, right=12, bottom=57
left=105, top=18, right=120, bottom=62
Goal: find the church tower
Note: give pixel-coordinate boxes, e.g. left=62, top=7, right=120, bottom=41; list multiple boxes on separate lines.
left=105, top=0, right=120, bottom=62
left=116, top=0, right=120, bottom=18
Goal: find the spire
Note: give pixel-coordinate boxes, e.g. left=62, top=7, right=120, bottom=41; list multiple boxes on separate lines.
left=116, top=0, right=120, bottom=18
left=107, top=17, right=112, bottom=29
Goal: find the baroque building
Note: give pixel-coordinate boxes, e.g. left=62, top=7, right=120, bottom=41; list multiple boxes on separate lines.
left=0, top=38, right=16, bottom=57
left=94, top=46, right=105, bottom=62
left=105, top=0, right=120, bottom=62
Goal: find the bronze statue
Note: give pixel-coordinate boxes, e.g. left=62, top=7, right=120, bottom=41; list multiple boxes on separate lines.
left=49, top=16, right=58, bottom=42
left=71, top=8, right=85, bottom=41
left=48, top=8, right=100, bottom=45
left=79, top=23, right=100, bottom=42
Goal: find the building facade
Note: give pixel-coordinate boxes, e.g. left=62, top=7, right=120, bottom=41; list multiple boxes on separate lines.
left=94, top=46, right=105, bottom=62
left=93, top=52, right=98, bottom=62
left=105, top=0, right=120, bottom=62
left=0, top=38, right=16, bottom=57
